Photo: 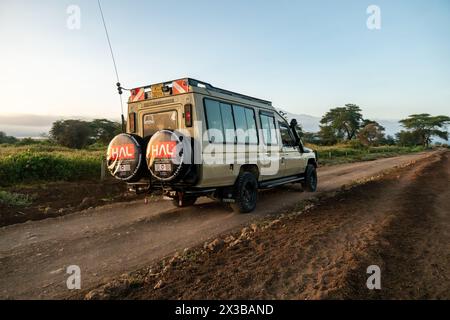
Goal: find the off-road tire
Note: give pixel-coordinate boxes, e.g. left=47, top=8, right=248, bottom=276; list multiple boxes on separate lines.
left=302, top=164, right=318, bottom=192
left=230, top=172, right=258, bottom=213
left=172, top=196, right=197, bottom=208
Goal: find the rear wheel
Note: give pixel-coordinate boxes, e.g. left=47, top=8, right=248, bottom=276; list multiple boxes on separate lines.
left=230, top=172, right=258, bottom=213
left=302, top=164, right=317, bottom=192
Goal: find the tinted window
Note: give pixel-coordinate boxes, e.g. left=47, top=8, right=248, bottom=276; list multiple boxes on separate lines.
left=204, top=99, right=224, bottom=143
left=279, top=122, right=295, bottom=147
left=143, top=110, right=177, bottom=137
left=220, top=103, right=235, bottom=143
left=232, top=105, right=258, bottom=144
left=233, top=105, right=247, bottom=144
left=260, top=113, right=278, bottom=145
left=245, top=108, right=258, bottom=144
left=205, top=99, right=261, bottom=145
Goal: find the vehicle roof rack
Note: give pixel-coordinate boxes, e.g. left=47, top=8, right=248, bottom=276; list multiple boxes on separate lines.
left=188, top=78, right=272, bottom=106
left=139, top=78, right=272, bottom=106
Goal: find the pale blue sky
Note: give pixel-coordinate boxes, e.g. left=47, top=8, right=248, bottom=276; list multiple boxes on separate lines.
left=0, top=0, right=449, bottom=120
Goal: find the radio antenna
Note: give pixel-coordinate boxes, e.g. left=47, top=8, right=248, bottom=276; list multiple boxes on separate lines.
left=97, top=0, right=126, bottom=132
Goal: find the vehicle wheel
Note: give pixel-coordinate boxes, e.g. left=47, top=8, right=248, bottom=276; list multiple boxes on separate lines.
left=172, top=196, right=197, bottom=207
left=230, top=172, right=258, bottom=213
left=302, top=164, right=318, bottom=192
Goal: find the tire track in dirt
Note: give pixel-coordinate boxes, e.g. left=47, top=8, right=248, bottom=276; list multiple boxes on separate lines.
left=334, top=151, right=450, bottom=299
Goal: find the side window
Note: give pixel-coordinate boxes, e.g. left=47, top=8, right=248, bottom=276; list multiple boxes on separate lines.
left=220, top=103, right=235, bottom=144
left=232, top=105, right=258, bottom=144
left=204, top=99, right=235, bottom=144
left=204, top=99, right=224, bottom=143
left=245, top=108, right=258, bottom=144
left=233, top=105, right=248, bottom=144
left=260, top=113, right=278, bottom=145
left=279, top=122, right=296, bottom=147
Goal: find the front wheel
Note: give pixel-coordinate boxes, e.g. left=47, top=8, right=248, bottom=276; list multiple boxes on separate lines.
left=302, top=164, right=318, bottom=192
left=230, top=172, right=258, bottom=213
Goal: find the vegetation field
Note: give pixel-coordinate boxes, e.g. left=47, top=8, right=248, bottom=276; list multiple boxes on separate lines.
left=0, top=142, right=428, bottom=188
left=0, top=144, right=105, bottom=187
left=310, top=144, right=426, bottom=166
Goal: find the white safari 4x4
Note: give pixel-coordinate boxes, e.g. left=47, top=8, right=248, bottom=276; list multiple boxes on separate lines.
left=107, top=78, right=318, bottom=213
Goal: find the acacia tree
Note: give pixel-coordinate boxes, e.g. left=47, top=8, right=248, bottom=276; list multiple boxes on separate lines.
left=50, top=120, right=92, bottom=149
left=318, top=125, right=339, bottom=145
left=357, top=121, right=385, bottom=146
left=90, top=119, right=121, bottom=145
left=320, top=104, right=363, bottom=142
left=399, top=114, right=450, bottom=148
left=396, top=130, right=422, bottom=147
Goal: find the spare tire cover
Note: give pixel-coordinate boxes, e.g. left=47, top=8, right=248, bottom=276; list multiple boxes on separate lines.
left=146, top=130, right=191, bottom=182
left=106, top=133, right=145, bottom=181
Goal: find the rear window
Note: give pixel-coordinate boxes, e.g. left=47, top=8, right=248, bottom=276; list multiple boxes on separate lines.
left=143, top=110, right=178, bottom=136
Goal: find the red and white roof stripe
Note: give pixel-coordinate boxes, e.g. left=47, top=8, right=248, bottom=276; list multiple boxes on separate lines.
left=130, top=88, right=145, bottom=102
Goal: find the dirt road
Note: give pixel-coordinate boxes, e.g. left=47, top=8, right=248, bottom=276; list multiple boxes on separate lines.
left=116, top=149, right=448, bottom=300
left=0, top=151, right=439, bottom=299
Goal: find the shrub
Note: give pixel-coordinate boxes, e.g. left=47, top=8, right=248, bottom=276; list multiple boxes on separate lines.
left=0, top=151, right=103, bottom=187
left=0, top=190, right=33, bottom=207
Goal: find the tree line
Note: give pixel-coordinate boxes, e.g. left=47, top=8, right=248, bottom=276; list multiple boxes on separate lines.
left=299, top=104, right=449, bottom=148
left=0, top=119, right=122, bottom=149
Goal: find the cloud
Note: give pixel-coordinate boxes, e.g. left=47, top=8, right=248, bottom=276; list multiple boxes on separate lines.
left=0, top=114, right=66, bottom=127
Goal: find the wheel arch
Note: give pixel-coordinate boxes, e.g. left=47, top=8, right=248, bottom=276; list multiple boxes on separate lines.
left=237, top=164, right=260, bottom=182
left=307, top=158, right=318, bottom=168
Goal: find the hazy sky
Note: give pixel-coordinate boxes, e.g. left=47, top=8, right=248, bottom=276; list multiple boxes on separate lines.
left=0, top=0, right=449, bottom=120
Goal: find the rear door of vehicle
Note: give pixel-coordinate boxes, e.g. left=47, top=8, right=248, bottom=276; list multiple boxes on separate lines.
left=140, top=105, right=182, bottom=138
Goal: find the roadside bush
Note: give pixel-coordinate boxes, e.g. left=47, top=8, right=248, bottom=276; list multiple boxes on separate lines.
left=306, top=144, right=425, bottom=166
left=0, top=152, right=102, bottom=187
left=346, top=139, right=367, bottom=149
left=0, top=190, right=33, bottom=207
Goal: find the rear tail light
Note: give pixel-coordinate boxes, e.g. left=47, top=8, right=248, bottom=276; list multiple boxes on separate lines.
left=128, top=112, right=136, bottom=133
left=184, top=104, right=193, bottom=127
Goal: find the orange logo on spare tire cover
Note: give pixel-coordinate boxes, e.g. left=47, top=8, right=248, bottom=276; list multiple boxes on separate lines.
left=150, top=141, right=177, bottom=159
left=108, top=144, right=135, bottom=160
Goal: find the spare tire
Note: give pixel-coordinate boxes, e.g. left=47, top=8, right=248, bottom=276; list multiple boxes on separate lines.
left=146, top=130, right=192, bottom=182
left=106, top=133, right=147, bottom=182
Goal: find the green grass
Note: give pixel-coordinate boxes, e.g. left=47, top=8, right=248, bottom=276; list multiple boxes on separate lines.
left=308, top=144, right=426, bottom=166
left=0, top=144, right=105, bottom=187
left=0, top=190, right=33, bottom=207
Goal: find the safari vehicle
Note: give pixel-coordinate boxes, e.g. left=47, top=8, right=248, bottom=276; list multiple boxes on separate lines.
left=107, top=78, right=318, bottom=213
